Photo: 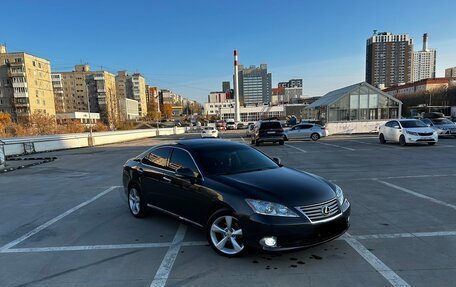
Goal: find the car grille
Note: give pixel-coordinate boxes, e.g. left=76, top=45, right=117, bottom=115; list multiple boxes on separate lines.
left=296, top=198, right=341, bottom=223
left=418, top=132, right=433, bottom=136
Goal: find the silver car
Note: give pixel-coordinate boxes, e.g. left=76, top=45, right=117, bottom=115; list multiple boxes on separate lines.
left=284, top=123, right=328, bottom=141
left=421, top=118, right=456, bottom=137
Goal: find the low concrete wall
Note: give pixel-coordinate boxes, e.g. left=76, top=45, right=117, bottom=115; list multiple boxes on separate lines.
left=0, top=127, right=188, bottom=156
left=327, top=120, right=386, bottom=135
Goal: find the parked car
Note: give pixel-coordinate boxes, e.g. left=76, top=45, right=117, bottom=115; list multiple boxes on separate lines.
left=216, top=120, right=226, bottom=131
left=226, top=119, right=236, bottom=130
left=284, top=124, right=328, bottom=141
left=122, top=140, right=350, bottom=257
left=236, top=122, right=245, bottom=129
left=378, top=119, right=438, bottom=146
left=246, top=123, right=255, bottom=137
left=201, top=126, right=219, bottom=138
left=421, top=118, right=456, bottom=137
left=251, top=120, right=285, bottom=146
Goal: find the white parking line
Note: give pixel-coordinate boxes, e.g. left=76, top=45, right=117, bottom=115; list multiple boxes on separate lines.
left=318, top=142, right=356, bottom=151
left=1, top=241, right=208, bottom=254
left=150, top=224, right=187, bottom=287
left=0, top=186, right=119, bottom=252
left=343, top=233, right=410, bottom=287
left=377, top=180, right=456, bottom=211
left=352, top=231, right=456, bottom=240
left=285, top=143, right=307, bottom=153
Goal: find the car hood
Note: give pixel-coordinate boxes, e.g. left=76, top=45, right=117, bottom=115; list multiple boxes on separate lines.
left=214, top=167, right=336, bottom=206
left=434, top=124, right=456, bottom=129
left=404, top=127, right=435, bottom=133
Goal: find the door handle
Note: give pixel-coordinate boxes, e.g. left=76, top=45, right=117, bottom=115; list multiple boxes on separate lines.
left=162, top=176, right=172, bottom=183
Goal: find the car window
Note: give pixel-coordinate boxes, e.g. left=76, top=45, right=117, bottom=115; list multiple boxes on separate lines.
left=421, top=119, right=432, bottom=125
left=291, top=126, right=301, bottom=130
left=399, top=120, right=427, bottom=128
left=432, top=119, right=453, bottom=125
left=301, top=124, right=313, bottom=129
left=142, top=147, right=171, bottom=170
left=168, top=148, right=199, bottom=175
left=260, top=122, right=282, bottom=129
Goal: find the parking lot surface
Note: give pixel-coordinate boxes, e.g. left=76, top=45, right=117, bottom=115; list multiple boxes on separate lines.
left=1, top=131, right=455, bottom=287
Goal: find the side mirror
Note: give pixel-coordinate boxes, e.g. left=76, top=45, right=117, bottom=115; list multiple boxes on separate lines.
left=176, top=167, right=198, bottom=179
left=272, top=157, right=282, bottom=166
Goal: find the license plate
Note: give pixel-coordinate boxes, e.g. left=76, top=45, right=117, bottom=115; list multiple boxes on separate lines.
left=267, top=131, right=275, bottom=134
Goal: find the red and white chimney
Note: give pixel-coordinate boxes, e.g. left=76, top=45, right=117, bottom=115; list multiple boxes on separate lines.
left=233, top=50, right=240, bottom=122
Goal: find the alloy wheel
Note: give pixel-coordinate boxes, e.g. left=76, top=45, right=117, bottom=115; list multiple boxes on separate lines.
left=129, top=188, right=141, bottom=215
left=209, top=215, right=244, bottom=255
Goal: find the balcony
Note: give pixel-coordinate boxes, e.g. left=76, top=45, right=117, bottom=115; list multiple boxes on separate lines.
left=12, top=82, right=28, bottom=88
left=13, top=91, right=29, bottom=98
left=8, top=70, right=26, bottom=77
left=97, top=89, right=106, bottom=93
left=93, top=75, right=104, bottom=81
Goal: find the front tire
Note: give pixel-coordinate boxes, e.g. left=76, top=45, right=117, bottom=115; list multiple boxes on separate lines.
left=379, top=133, right=386, bottom=144
left=279, top=140, right=284, bottom=145
left=128, top=185, right=147, bottom=218
left=206, top=209, right=245, bottom=257
left=399, top=135, right=407, bottom=146
left=311, top=133, right=320, bottom=141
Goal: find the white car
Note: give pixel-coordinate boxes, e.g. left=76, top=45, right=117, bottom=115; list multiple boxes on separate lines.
left=379, top=119, right=438, bottom=146
left=284, top=123, right=329, bottom=141
left=201, top=126, right=219, bottom=138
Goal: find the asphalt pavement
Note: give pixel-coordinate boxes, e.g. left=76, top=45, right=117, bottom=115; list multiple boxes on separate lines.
left=1, top=130, right=455, bottom=287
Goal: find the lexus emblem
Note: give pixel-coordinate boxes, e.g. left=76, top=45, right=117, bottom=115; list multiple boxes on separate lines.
left=321, top=206, right=330, bottom=216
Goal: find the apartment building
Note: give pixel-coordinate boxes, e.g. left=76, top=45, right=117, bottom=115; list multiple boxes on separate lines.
left=366, top=31, right=414, bottom=88
left=412, top=33, right=436, bottom=82
left=0, top=44, right=56, bottom=122
left=53, top=65, right=118, bottom=127
left=115, top=71, right=147, bottom=120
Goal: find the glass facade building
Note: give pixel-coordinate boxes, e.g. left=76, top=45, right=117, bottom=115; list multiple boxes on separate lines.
left=303, top=82, right=402, bottom=123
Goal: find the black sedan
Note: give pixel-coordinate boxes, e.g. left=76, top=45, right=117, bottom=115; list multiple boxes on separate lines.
left=122, top=139, right=350, bottom=257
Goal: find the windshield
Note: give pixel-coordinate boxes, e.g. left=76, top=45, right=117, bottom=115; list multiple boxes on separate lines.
left=400, top=120, right=428, bottom=128
left=432, top=119, right=454, bottom=125
left=193, top=146, right=279, bottom=175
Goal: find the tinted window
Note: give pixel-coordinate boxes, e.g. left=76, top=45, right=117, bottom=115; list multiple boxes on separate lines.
left=400, top=120, right=427, bottom=128
left=300, top=124, right=313, bottom=129
left=169, top=148, right=199, bottom=175
left=260, top=122, right=282, bottom=129
left=142, top=147, right=171, bottom=169
left=193, top=145, right=278, bottom=175
left=432, top=119, right=453, bottom=125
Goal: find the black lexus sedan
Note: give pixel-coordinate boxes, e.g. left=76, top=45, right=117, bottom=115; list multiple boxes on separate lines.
left=122, top=139, right=350, bottom=257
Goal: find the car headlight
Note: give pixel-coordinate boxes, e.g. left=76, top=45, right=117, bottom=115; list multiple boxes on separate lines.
left=406, top=130, right=418, bottom=136
left=335, top=185, right=344, bottom=205
left=245, top=199, right=299, bottom=217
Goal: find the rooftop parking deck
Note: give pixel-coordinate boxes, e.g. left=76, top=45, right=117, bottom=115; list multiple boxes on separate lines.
left=1, top=131, right=455, bottom=287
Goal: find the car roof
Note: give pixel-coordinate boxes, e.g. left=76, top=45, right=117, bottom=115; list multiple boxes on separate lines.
left=175, top=139, right=245, bottom=149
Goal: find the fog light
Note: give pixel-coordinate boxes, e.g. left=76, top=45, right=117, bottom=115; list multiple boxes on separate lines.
left=261, top=236, right=277, bottom=247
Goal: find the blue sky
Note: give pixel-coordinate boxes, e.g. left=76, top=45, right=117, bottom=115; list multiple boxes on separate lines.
left=2, top=0, right=456, bottom=103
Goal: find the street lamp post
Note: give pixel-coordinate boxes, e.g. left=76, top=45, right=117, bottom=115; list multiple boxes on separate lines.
left=86, top=83, right=93, bottom=145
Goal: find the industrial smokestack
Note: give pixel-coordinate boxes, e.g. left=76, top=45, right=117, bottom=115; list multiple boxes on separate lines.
left=233, top=50, right=240, bottom=122
left=423, top=33, right=428, bottom=51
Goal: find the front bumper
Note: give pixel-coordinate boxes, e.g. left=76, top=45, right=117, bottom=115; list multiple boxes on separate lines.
left=240, top=199, right=350, bottom=251
left=405, top=133, right=438, bottom=143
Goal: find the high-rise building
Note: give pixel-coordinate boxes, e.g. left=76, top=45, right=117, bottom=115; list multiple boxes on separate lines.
left=276, top=79, right=303, bottom=104
left=237, top=64, right=272, bottom=105
left=53, top=65, right=118, bottom=127
left=115, top=71, right=147, bottom=120
left=0, top=44, right=56, bottom=122
left=366, top=31, right=414, bottom=88
left=412, top=33, right=436, bottom=82
left=445, top=67, right=456, bottom=78
left=222, top=81, right=230, bottom=92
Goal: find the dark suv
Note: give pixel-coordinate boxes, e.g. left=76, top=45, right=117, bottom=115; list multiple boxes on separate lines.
left=251, top=120, right=285, bottom=146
